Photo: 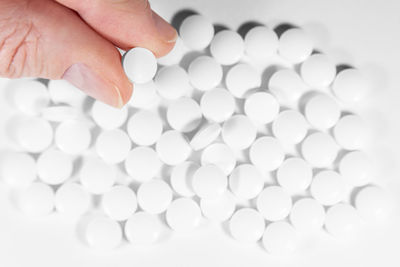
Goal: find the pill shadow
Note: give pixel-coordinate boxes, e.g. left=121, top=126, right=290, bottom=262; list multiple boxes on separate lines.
left=171, top=9, right=198, bottom=32
left=297, top=90, right=320, bottom=114
left=179, top=50, right=205, bottom=70
left=349, top=185, right=370, bottom=206
left=260, top=64, right=283, bottom=90
left=336, top=64, right=353, bottom=74
left=273, top=23, right=297, bottom=38
left=237, top=21, right=263, bottom=38
left=214, top=24, right=229, bottom=34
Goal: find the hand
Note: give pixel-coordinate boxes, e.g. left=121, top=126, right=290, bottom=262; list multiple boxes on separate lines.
left=0, top=0, right=177, bottom=107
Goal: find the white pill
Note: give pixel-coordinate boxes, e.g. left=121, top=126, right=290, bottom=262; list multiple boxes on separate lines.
left=249, top=136, right=285, bottom=172
left=324, top=203, right=361, bottom=238
left=95, top=129, right=131, bottom=164
left=158, top=37, right=186, bottom=66
left=339, top=151, right=372, bottom=187
left=192, top=164, right=227, bottom=199
left=155, top=65, right=191, bottom=100
left=290, top=198, right=325, bottom=232
left=210, top=30, right=244, bottom=65
left=256, top=186, right=292, bottom=221
left=278, top=28, right=313, bottom=63
left=272, top=110, right=309, bottom=145
left=102, top=185, right=137, bottom=221
left=277, top=158, right=312, bottom=194
left=229, top=164, right=264, bottom=200
left=128, top=81, right=160, bottom=109
left=225, top=63, right=261, bottom=98
left=124, top=147, right=162, bottom=183
left=262, top=221, right=297, bottom=255
left=166, top=197, right=202, bottom=232
left=244, top=26, right=279, bottom=59
left=15, top=116, right=53, bottom=153
left=200, top=88, right=235, bottom=123
left=37, top=149, right=73, bottom=185
left=55, top=182, right=92, bottom=217
left=123, top=47, right=157, bottom=83
left=137, top=180, right=172, bottom=214
left=79, top=157, right=116, bottom=195
left=127, top=110, right=163, bottom=146
left=156, top=130, right=192, bottom=166
left=201, top=143, right=236, bottom=175
left=222, top=115, right=257, bottom=150
left=332, top=69, right=370, bottom=103
left=91, top=100, right=128, bottom=130
left=190, top=123, right=221, bottom=151
left=188, top=56, right=223, bottom=91
left=48, top=79, right=86, bottom=106
left=55, top=120, right=91, bottom=155
left=310, top=170, right=346, bottom=206
left=244, top=92, right=280, bottom=125
left=41, top=106, right=81, bottom=122
left=200, top=191, right=236, bottom=222
left=0, top=152, right=36, bottom=187
left=305, top=94, right=341, bottom=129
left=301, top=132, right=339, bottom=168
left=167, top=97, right=202, bottom=132
left=19, top=182, right=54, bottom=216
left=229, top=208, right=265, bottom=242
left=12, top=80, right=49, bottom=115
left=125, top=212, right=163, bottom=245
left=334, top=115, right=368, bottom=150
left=179, top=14, right=214, bottom=50
left=300, top=54, right=336, bottom=88
left=85, top=216, right=122, bottom=250
left=170, top=161, right=199, bottom=197
left=355, top=186, right=392, bottom=222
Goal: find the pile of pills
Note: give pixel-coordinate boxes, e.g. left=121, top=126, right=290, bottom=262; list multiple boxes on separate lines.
left=0, top=12, right=393, bottom=255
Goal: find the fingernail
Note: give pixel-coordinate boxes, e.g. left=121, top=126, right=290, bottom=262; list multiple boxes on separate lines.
left=62, top=63, right=124, bottom=108
left=152, top=12, right=178, bottom=43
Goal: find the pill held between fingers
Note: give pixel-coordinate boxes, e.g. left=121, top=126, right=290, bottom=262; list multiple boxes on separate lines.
left=0, top=152, right=36, bottom=187
left=79, top=157, right=116, bottom=195
left=55, top=182, right=92, bottom=217
left=324, top=203, right=362, bottom=238
left=244, top=26, right=279, bottom=60
left=122, top=47, right=157, bottom=84
left=304, top=94, right=341, bottom=129
left=244, top=92, right=280, bottom=125
left=192, top=164, right=227, bottom=199
left=222, top=115, right=257, bottom=150
left=200, top=88, right=235, bottom=123
left=272, top=110, right=308, bottom=145
left=290, top=198, right=325, bottom=232
left=101, top=185, right=137, bottom=221
left=188, top=56, right=223, bottom=91
left=339, top=151, right=372, bottom=187
left=277, top=157, right=313, bottom=194
left=127, top=110, right=163, bottom=146
left=210, top=30, right=244, bottom=65
left=36, top=148, right=74, bottom=185
left=278, top=28, right=313, bottom=63
left=124, top=146, right=162, bottom=183
left=156, top=130, right=192, bottom=166
left=167, top=97, right=203, bottom=133
left=170, top=161, right=199, bottom=197
left=166, top=197, right=202, bottom=233
left=155, top=65, right=192, bottom=100
left=85, top=216, right=122, bottom=250
left=256, top=186, right=292, bottom=221
left=300, top=54, right=337, bottom=88
left=334, top=114, right=369, bottom=150
left=229, top=164, right=264, bottom=200
left=225, top=63, right=261, bottom=99
left=125, top=212, right=163, bottom=245
left=310, top=170, right=346, bottom=206
left=200, top=191, right=236, bottom=222
left=229, top=208, right=265, bottom=243
left=190, top=123, right=222, bottom=151
left=95, top=129, right=131, bottom=164
left=19, top=182, right=55, bottom=217
left=262, top=221, right=298, bottom=255
left=137, top=180, right=172, bottom=214
left=332, top=68, right=370, bottom=103
left=301, top=132, right=339, bottom=168
left=201, top=143, right=236, bottom=175
left=179, top=14, right=214, bottom=50
left=91, top=100, right=128, bottom=130
left=249, top=136, right=285, bottom=172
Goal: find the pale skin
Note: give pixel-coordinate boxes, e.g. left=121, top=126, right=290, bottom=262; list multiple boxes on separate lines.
left=0, top=0, right=177, bottom=107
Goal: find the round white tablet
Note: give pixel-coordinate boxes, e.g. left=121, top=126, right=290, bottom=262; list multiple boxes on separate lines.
left=55, top=120, right=91, bottom=155
left=1, top=152, right=36, bottom=187
left=244, top=26, right=279, bottom=60
left=249, top=136, right=285, bottom=172
left=158, top=37, right=186, bottom=66
left=36, top=149, right=73, bottom=185
left=170, top=161, right=199, bottom=197
left=200, top=191, right=236, bottom=221
left=125, top=212, right=163, bottom=245
left=334, top=115, right=369, bottom=150
left=244, top=92, right=280, bottom=125
left=41, top=106, right=81, bottom=122
left=332, top=68, right=370, bottom=103
left=300, top=54, right=336, bottom=88
left=123, top=47, right=157, bottom=83
left=210, top=30, right=244, bottom=65
left=190, top=123, right=221, bottom=151
left=156, top=130, right=192, bottom=166
left=19, top=182, right=54, bottom=216
left=301, top=132, right=339, bottom=168
left=128, top=81, right=160, bottom=109
left=339, top=151, right=372, bottom=187
left=12, top=80, right=49, bottom=115
left=167, top=97, right=202, bottom=132
left=102, top=185, right=137, bottom=221
left=229, top=164, right=264, bottom=199
left=179, top=14, right=214, bottom=50
left=262, top=221, right=297, bottom=255
left=222, top=115, right=257, bottom=150
left=229, top=208, right=265, bottom=242
left=124, top=146, right=162, bottom=183
left=85, top=216, right=122, bottom=249
left=137, top=180, right=172, bottom=214
left=305, top=94, right=341, bottom=129
left=48, top=79, right=86, bottom=106
left=188, top=56, right=223, bottom=91
left=200, top=88, right=235, bottom=123
left=192, top=164, right=227, bottom=199
left=127, top=110, right=163, bottom=146
left=166, top=198, right=202, bottom=232
left=91, top=100, right=128, bottom=130
left=15, top=116, right=53, bottom=153
left=256, top=186, right=292, bottom=221
left=155, top=65, right=192, bottom=100
left=290, top=198, right=325, bottom=232
left=310, top=170, right=346, bottom=206
left=79, top=157, right=116, bottom=195
left=225, top=63, right=261, bottom=98
left=324, top=203, right=361, bottom=238
left=272, top=110, right=308, bottom=145
left=95, top=129, right=131, bottom=164
left=55, top=182, right=92, bottom=217
left=201, top=143, right=236, bottom=175
left=355, top=186, right=392, bottom=222
left=277, top=157, right=312, bottom=194
left=278, top=28, right=313, bottom=63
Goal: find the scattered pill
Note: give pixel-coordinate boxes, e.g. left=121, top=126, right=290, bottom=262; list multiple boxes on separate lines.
left=155, top=65, right=192, bottom=100
left=229, top=208, right=265, bottom=242
left=123, top=47, right=157, bottom=84
left=324, top=203, right=361, bottom=238
left=41, top=105, right=81, bottom=122
left=128, top=81, right=160, bottom=109
left=290, top=198, right=325, bottom=232
left=124, top=146, right=162, bottom=183
left=310, top=170, right=346, bottom=206
left=244, top=92, right=280, bottom=125
left=170, top=161, right=199, bottom=197
left=339, top=151, right=372, bottom=187
left=95, top=129, right=131, bottom=164
left=15, top=116, right=53, bottom=153
left=249, top=136, right=285, bottom=172
left=272, top=110, right=308, bottom=145
left=192, top=164, right=227, bottom=199
left=156, top=130, right=192, bottom=166
left=137, top=180, right=172, bottom=214
left=301, top=132, right=339, bottom=168
left=277, top=157, right=312, bottom=194
left=222, top=115, right=257, bottom=150
left=256, top=186, right=292, bottom=221
left=190, top=123, right=221, bottom=151
left=1, top=152, right=36, bottom=187
left=12, top=80, right=49, bottom=115
left=304, top=94, right=341, bottom=129
left=188, top=56, right=223, bottom=91
left=300, top=54, right=336, bottom=88
left=36, top=149, right=73, bottom=185
left=244, top=26, right=279, bottom=60
left=55, top=120, right=91, bottom=155
left=85, top=216, right=122, bottom=250
left=91, top=100, right=128, bottom=130
left=229, top=164, right=264, bottom=200
left=200, top=191, right=236, bottom=222
left=200, top=88, right=235, bottom=123
left=19, top=182, right=55, bottom=216
left=79, top=157, right=116, bottom=195
left=48, top=79, right=86, bottom=106
left=167, top=97, right=202, bottom=132
left=226, top=63, right=261, bottom=98
left=278, top=28, right=313, bottom=63
left=201, top=143, right=236, bottom=175
left=55, top=182, right=92, bottom=217
left=355, top=186, right=392, bottom=222
left=262, top=221, right=297, bottom=255
left=158, top=37, right=187, bottom=66
left=127, top=110, right=163, bottom=146
left=179, top=14, right=214, bottom=50
left=125, top=212, right=163, bottom=245
left=332, top=69, right=370, bottom=103
left=102, top=185, right=137, bottom=221
left=334, top=114, right=369, bottom=150
left=210, top=30, right=244, bottom=65
left=166, top=198, right=202, bottom=232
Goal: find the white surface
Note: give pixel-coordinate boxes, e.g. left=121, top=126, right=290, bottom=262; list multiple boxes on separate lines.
left=95, top=129, right=131, bottom=164
left=188, top=56, right=223, bottom=91
left=244, top=26, right=278, bottom=60
left=179, top=14, right=214, bottom=50
left=124, top=212, right=163, bottom=245
left=156, top=130, right=192, bottom=165
left=137, top=180, right=173, bottom=214
left=225, top=63, right=261, bottom=98
left=200, top=88, right=235, bottom=123
left=127, top=110, right=163, bottom=146
left=166, top=97, right=202, bottom=132
left=210, top=30, right=244, bottom=65
left=101, top=185, right=137, bottom=221
left=278, top=28, right=313, bottom=63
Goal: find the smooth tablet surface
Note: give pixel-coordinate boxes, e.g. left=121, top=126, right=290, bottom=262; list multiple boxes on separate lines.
left=1, top=152, right=36, bottom=187
left=190, top=123, right=221, bottom=151
left=137, top=180, right=172, bottom=214
left=244, top=92, right=280, bottom=125
left=124, top=147, right=162, bottom=183
left=256, top=186, right=292, bottom=221
left=262, top=221, right=297, bottom=255
left=85, top=216, right=122, bottom=250
left=334, top=115, right=368, bottom=150
left=300, top=54, right=336, bottom=88
left=290, top=198, right=325, bottom=232
left=332, top=69, right=370, bottom=103
left=41, top=106, right=80, bottom=122
left=166, top=198, right=202, bottom=232
left=225, top=63, right=261, bottom=98
left=125, top=212, right=163, bottom=245
left=15, top=116, right=53, bottom=153
left=13, top=80, right=49, bottom=115
left=79, top=157, right=116, bottom=195
left=48, top=79, right=86, bottom=106
left=210, top=30, right=244, bottom=65
left=272, top=110, right=308, bottom=145
left=156, top=130, right=192, bottom=166
left=355, top=186, right=392, bottom=222
left=244, top=26, right=279, bottom=59
left=249, top=136, right=285, bottom=171
left=229, top=164, right=264, bottom=199
left=102, top=185, right=137, bottom=221
left=158, top=37, right=186, bottom=66
left=123, top=47, right=157, bottom=83
left=155, top=65, right=191, bottom=100
left=222, top=115, right=257, bottom=150
left=325, top=203, right=361, bottom=238
left=192, top=164, right=227, bottom=199
left=37, top=149, right=73, bottom=185
left=96, top=129, right=131, bottom=164
left=200, top=191, right=236, bottom=221
left=305, top=94, right=341, bottom=129
left=301, top=132, right=339, bottom=168
left=55, top=120, right=91, bottom=155
left=339, top=151, right=372, bottom=187
left=55, top=182, right=91, bottom=217
left=170, top=161, right=199, bottom=197
left=201, top=143, right=236, bottom=175
left=167, top=97, right=202, bottom=132
left=277, top=158, right=312, bottom=194
left=127, top=110, right=163, bottom=146
left=278, top=28, right=313, bottom=63
left=310, top=170, right=346, bottom=206
left=200, top=88, right=235, bottom=123
left=188, top=56, right=223, bottom=91
left=179, top=14, right=214, bottom=50
left=19, top=182, right=54, bottom=216
left=91, top=101, right=128, bottom=130
left=128, top=81, right=160, bottom=109
left=229, top=208, right=265, bottom=242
